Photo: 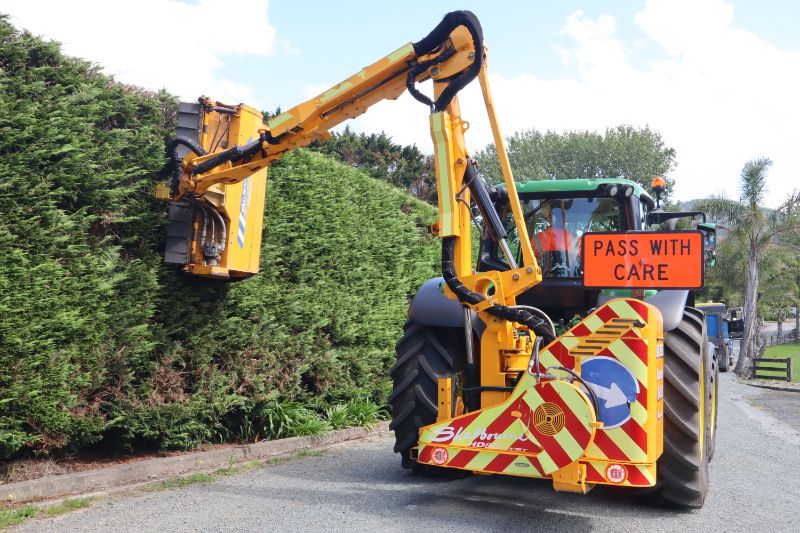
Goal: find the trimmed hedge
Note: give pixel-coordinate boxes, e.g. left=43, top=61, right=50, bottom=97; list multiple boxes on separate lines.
left=0, top=17, right=438, bottom=458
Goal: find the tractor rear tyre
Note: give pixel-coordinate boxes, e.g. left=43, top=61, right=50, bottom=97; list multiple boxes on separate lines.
left=707, top=338, right=719, bottom=462
left=390, top=321, right=466, bottom=472
left=656, top=307, right=711, bottom=508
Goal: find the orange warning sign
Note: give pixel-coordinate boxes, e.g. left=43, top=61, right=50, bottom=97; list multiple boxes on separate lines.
left=582, top=231, right=704, bottom=289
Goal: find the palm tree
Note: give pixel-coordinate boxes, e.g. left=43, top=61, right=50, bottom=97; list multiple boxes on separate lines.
left=697, top=158, right=800, bottom=376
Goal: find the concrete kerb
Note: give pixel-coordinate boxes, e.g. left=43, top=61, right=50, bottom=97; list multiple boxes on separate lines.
left=744, top=381, right=800, bottom=394
left=2, top=421, right=390, bottom=504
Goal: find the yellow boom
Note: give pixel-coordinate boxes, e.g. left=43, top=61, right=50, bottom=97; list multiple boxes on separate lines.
left=158, top=11, right=537, bottom=289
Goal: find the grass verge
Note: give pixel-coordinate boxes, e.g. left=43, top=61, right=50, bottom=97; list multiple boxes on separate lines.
left=760, top=343, right=800, bottom=382
left=0, top=498, right=90, bottom=530
left=147, top=449, right=327, bottom=493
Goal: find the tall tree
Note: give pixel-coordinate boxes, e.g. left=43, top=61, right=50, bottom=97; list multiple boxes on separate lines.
left=698, top=231, right=748, bottom=305
left=697, top=158, right=800, bottom=376
left=473, top=125, right=676, bottom=195
left=757, top=247, right=799, bottom=336
left=786, top=231, right=800, bottom=339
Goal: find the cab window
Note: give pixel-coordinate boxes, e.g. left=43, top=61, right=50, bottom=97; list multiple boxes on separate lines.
left=499, top=196, right=622, bottom=278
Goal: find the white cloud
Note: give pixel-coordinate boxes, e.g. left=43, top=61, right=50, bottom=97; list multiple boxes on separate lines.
left=345, top=0, right=800, bottom=207
left=5, top=1, right=796, bottom=206
left=3, top=0, right=279, bottom=107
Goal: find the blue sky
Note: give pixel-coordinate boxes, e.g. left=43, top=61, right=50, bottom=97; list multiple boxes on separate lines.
left=4, top=1, right=799, bottom=206
left=244, top=1, right=800, bottom=112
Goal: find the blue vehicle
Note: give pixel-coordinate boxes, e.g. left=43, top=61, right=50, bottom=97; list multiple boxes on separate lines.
left=697, top=303, right=735, bottom=371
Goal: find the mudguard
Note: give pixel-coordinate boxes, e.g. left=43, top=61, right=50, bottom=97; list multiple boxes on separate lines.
left=408, top=277, right=483, bottom=334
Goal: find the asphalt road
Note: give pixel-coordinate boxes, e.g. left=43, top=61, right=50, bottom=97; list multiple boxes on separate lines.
left=15, top=374, right=800, bottom=533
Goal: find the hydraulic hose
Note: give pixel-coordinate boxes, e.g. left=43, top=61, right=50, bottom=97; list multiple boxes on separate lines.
left=165, top=137, right=207, bottom=195
left=409, top=10, right=484, bottom=112
left=511, top=305, right=556, bottom=339
left=464, top=160, right=506, bottom=241
left=441, top=237, right=543, bottom=331
left=207, top=202, right=226, bottom=251
left=190, top=130, right=280, bottom=177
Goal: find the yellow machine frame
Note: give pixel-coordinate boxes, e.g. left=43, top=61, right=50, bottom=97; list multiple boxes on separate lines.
left=158, top=11, right=682, bottom=496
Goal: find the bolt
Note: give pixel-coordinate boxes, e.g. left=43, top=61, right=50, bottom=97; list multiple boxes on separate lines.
left=526, top=267, right=533, bottom=274
left=468, top=51, right=475, bottom=59
left=456, top=158, right=464, bottom=165
left=431, top=67, right=440, bottom=77
left=512, top=273, right=520, bottom=280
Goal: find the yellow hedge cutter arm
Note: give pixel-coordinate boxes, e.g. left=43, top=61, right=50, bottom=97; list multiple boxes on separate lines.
left=158, top=11, right=536, bottom=290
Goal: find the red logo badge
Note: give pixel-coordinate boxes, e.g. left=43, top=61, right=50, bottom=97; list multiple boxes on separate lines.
left=605, top=463, right=627, bottom=484
left=431, top=447, right=448, bottom=465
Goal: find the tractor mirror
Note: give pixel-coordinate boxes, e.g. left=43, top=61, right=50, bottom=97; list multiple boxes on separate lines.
left=697, top=223, right=716, bottom=267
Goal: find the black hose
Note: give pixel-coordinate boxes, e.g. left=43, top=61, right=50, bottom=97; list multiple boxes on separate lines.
left=441, top=237, right=544, bottom=331
left=548, top=366, right=602, bottom=418
left=191, top=130, right=280, bottom=177
left=464, top=160, right=507, bottom=241
left=410, top=10, right=484, bottom=112
left=405, top=47, right=455, bottom=109
left=165, top=137, right=207, bottom=195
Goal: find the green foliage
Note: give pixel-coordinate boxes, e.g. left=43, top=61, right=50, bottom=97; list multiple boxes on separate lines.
left=325, top=399, right=384, bottom=430
left=0, top=498, right=90, bottom=529
left=474, top=125, right=677, bottom=197
left=699, top=232, right=748, bottom=305
left=307, top=126, right=437, bottom=203
left=0, top=16, right=176, bottom=458
left=0, top=505, right=37, bottom=530
left=0, top=19, right=438, bottom=459
left=696, top=158, right=800, bottom=373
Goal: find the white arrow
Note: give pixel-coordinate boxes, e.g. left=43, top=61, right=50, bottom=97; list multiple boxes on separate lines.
left=585, top=381, right=629, bottom=408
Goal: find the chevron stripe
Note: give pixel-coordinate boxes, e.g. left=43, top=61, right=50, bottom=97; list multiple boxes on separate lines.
left=463, top=450, right=496, bottom=471
left=447, top=449, right=478, bottom=468
left=416, top=298, right=660, bottom=485
left=483, top=453, right=516, bottom=472
left=583, top=461, right=656, bottom=487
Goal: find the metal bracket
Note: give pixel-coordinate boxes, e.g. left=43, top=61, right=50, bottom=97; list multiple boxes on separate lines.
left=526, top=336, right=544, bottom=382
left=437, top=377, right=452, bottom=422
left=552, top=461, right=593, bottom=494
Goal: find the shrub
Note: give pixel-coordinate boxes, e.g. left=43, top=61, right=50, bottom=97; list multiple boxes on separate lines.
left=0, top=17, right=438, bottom=458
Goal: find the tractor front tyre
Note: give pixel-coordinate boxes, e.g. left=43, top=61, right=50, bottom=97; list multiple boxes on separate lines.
left=718, top=345, right=729, bottom=372
left=389, top=321, right=465, bottom=472
left=656, top=307, right=711, bottom=508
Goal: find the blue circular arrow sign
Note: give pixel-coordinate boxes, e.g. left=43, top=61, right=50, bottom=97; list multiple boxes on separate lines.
left=580, top=356, right=639, bottom=429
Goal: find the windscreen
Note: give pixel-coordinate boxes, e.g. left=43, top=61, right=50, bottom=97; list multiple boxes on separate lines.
left=502, top=196, right=622, bottom=278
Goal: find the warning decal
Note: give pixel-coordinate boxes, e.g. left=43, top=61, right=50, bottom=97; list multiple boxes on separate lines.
left=582, top=231, right=704, bottom=289
left=605, top=463, right=628, bottom=484
left=431, top=447, right=449, bottom=465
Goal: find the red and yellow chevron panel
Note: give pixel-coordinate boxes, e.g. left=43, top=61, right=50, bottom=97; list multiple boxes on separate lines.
left=582, top=460, right=657, bottom=487
left=417, top=380, right=597, bottom=476
left=414, top=298, right=664, bottom=490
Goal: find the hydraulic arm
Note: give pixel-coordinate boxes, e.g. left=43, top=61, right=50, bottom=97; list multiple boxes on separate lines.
left=159, top=11, right=537, bottom=293
left=159, top=9, right=553, bottom=409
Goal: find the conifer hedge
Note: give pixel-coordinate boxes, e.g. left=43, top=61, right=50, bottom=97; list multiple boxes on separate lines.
left=0, top=17, right=439, bottom=459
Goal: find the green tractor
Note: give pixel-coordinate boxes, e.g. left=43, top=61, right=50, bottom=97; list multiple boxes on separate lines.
left=394, top=177, right=719, bottom=507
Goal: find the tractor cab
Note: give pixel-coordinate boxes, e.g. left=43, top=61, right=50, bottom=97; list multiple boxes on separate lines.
left=478, top=179, right=655, bottom=323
